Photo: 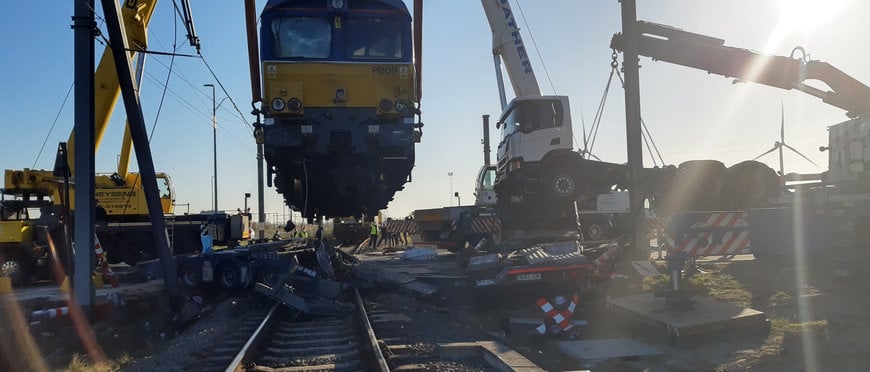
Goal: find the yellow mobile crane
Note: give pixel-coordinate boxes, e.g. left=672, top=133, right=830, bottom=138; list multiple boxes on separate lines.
left=0, top=0, right=198, bottom=284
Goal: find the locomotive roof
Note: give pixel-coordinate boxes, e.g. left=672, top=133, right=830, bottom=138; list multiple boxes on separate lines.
left=264, top=0, right=410, bottom=13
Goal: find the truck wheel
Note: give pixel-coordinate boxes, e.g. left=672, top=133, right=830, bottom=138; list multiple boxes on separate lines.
left=725, top=161, right=779, bottom=210
left=0, top=250, right=31, bottom=287
left=544, top=169, right=581, bottom=203
left=217, top=261, right=245, bottom=293
left=177, top=263, right=202, bottom=289
left=668, top=160, right=727, bottom=212
left=587, top=223, right=603, bottom=241
left=255, top=266, right=282, bottom=288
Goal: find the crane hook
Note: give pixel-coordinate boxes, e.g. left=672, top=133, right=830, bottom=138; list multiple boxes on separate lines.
left=790, top=46, right=808, bottom=62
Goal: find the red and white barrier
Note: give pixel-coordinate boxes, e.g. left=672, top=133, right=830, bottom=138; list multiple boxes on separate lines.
left=665, top=212, right=750, bottom=256
left=31, top=306, right=69, bottom=321
left=535, top=294, right=581, bottom=334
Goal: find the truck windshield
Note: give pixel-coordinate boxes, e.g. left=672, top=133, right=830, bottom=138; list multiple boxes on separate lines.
left=482, top=168, right=495, bottom=189
left=345, top=18, right=403, bottom=60
left=157, top=176, right=172, bottom=199
left=271, top=17, right=332, bottom=58
left=502, top=99, right=563, bottom=137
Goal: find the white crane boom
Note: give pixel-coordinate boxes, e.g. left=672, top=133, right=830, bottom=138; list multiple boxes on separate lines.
left=481, top=0, right=542, bottom=102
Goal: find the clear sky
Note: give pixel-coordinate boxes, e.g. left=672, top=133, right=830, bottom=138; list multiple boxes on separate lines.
left=1, top=0, right=867, bottom=222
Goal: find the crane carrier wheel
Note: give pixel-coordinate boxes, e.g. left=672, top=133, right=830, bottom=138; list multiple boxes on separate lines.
left=0, top=246, right=31, bottom=287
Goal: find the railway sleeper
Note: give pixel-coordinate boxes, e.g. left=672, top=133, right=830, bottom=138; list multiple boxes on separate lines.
left=272, top=329, right=355, bottom=341
left=260, top=345, right=360, bottom=360
left=267, top=335, right=357, bottom=348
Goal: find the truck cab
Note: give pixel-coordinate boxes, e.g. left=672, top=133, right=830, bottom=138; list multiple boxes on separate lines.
left=474, top=165, right=498, bottom=206
left=495, top=96, right=586, bottom=203
left=0, top=197, right=55, bottom=286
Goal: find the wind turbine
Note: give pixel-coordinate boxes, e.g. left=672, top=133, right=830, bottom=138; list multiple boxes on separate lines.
left=753, top=103, right=819, bottom=175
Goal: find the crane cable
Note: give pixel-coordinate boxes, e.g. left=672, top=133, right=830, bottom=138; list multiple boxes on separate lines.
left=612, top=57, right=666, bottom=167
left=586, top=52, right=666, bottom=167
left=514, top=0, right=557, bottom=95
left=33, top=82, right=75, bottom=168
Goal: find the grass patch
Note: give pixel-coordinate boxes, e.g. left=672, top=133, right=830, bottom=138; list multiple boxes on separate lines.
left=770, top=317, right=828, bottom=334
left=642, top=269, right=752, bottom=307
left=61, top=352, right=132, bottom=372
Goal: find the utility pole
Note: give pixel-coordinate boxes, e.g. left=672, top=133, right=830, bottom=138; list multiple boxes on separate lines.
left=620, top=0, right=648, bottom=255
left=204, top=83, right=218, bottom=213
left=72, top=0, right=96, bottom=314
left=101, top=0, right=181, bottom=310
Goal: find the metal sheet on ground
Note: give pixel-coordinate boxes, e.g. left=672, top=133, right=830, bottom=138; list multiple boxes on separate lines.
left=558, top=338, right=663, bottom=361
left=608, top=293, right=766, bottom=336
left=630, top=260, right=660, bottom=278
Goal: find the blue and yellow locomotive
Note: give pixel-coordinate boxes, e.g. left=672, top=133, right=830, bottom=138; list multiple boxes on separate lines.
left=254, top=0, right=422, bottom=219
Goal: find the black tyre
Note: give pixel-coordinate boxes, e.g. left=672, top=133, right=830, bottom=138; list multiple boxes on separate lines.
left=178, top=263, right=202, bottom=289
left=725, top=160, right=780, bottom=210
left=255, top=265, right=283, bottom=288
left=217, top=261, right=245, bottom=293
left=544, top=168, right=582, bottom=203
left=665, top=160, right=727, bottom=212
left=0, top=250, right=31, bottom=287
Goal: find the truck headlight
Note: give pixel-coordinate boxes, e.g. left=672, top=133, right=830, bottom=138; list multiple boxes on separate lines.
left=271, top=98, right=286, bottom=112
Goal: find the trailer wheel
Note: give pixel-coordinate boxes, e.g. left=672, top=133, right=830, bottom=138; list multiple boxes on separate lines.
left=178, top=263, right=202, bottom=289
left=667, top=160, right=727, bottom=212
left=725, top=160, right=779, bottom=210
left=217, top=261, right=245, bottom=292
left=0, top=249, right=31, bottom=287
left=544, top=168, right=581, bottom=203
left=587, top=223, right=604, bottom=241
left=255, top=266, right=282, bottom=288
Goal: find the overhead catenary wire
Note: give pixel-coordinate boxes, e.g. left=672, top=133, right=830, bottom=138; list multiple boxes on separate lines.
left=198, top=53, right=254, bottom=133
left=146, top=54, right=250, bottom=130
left=141, top=70, right=256, bottom=155
left=147, top=0, right=180, bottom=142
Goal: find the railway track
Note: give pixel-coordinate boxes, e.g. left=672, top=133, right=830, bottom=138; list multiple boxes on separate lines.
left=224, top=289, right=388, bottom=372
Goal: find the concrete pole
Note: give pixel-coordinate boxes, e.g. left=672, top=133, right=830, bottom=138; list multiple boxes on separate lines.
left=620, top=0, right=648, bottom=254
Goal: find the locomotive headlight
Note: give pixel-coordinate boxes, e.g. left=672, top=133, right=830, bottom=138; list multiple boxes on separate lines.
left=395, top=99, right=409, bottom=114
left=378, top=98, right=393, bottom=112
left=287, top=98, right=303, bottom=112
left=271, top=98, right=286, bottom=112
left=331, top=0, right=345, bottom=10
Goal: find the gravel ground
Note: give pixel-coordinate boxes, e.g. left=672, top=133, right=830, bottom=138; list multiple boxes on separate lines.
left=123, top=293, right=268, bottom=372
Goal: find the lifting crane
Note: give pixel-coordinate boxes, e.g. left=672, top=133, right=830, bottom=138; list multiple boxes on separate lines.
left=610, top=21, right=870, bottom=119
left=482, top=0, right=625, bottom=230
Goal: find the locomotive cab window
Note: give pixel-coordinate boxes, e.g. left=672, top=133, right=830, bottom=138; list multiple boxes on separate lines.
left=271, top=17, right=332, bottom=58
left=345, top=18, right=403, bottom=60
